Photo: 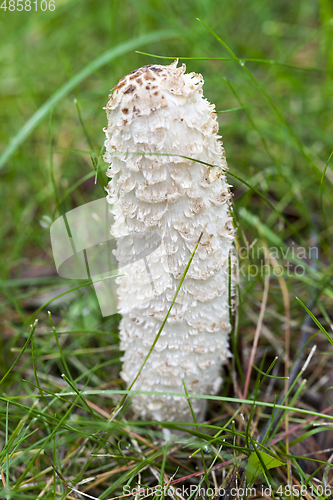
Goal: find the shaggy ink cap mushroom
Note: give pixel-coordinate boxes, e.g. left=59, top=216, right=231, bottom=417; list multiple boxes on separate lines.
left=104, top=60, right=236, bottom=424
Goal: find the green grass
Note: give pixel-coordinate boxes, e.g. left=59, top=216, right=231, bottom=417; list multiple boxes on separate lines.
left=1, top=0, right=333, bottom=498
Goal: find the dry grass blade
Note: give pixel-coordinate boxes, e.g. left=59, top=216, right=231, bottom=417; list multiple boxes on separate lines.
left=243, top=271, right=270, bottom=398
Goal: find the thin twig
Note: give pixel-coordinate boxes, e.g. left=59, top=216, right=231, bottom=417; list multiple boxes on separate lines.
left=243, top=271, right=270, bottom=398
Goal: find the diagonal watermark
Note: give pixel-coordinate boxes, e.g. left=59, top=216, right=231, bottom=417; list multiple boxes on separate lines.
left=50, top=198, right=162, bottom=316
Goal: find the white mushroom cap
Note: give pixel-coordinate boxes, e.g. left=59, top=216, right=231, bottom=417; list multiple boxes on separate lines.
left=104, top=60, right=235, bottom=424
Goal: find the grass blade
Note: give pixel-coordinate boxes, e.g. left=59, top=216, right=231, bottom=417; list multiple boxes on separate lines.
left=0, top=30, right=175, bottom=170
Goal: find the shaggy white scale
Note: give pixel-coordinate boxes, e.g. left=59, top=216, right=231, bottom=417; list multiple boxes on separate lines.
left=104, top=60, right=235, bottom=423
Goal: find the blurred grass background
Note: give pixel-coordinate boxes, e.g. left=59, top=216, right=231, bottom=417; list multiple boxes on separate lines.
left=1, top=0, right=333, bottom=498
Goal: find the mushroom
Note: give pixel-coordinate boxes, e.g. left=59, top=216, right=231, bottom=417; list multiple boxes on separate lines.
left=104, top=60, right=235, bottom=424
